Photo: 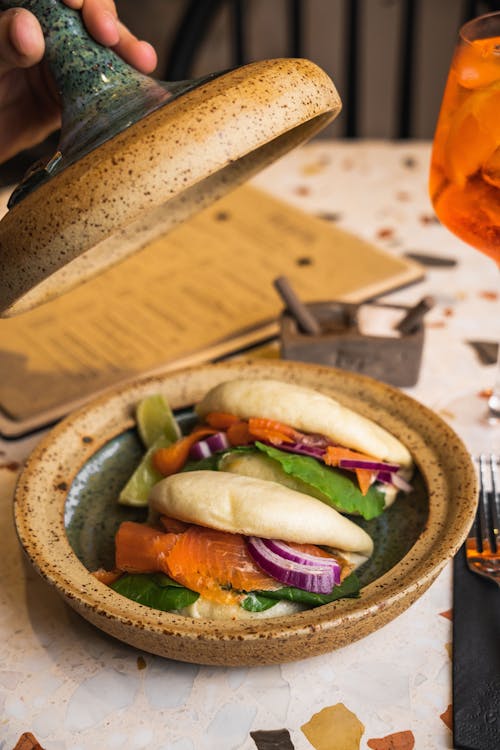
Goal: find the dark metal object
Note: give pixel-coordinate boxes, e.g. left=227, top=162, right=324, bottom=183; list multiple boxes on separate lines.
left=395, top=295, right=435, bottom=335
left=273, top=276, right=321, bottom=335
left=280, top=300, right=425, bottom=387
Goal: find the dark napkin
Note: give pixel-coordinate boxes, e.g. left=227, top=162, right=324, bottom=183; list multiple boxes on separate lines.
left=453, top=544, right=500, bottom=750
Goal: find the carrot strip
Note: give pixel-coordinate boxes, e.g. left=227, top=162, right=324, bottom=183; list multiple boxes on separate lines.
left=248, top=417, right=300, bottom=438
left=247, top=417, right=300, bottom=445
left=205, top=412, right=241, bottom=429
left=115, top=521, right=178, bottom=573
left=354, top=468, right=373, bottom=496
left=323, top=445, right=377, bottom=466
left=324, top=446, right=377, bottom=496
left=152, top=428, right=216, bottom=475
left=226, top=420, right=253, bottom=446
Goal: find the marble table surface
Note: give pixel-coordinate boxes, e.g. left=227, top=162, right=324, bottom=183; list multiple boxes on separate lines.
left=1, top=140, right=499, bottom=750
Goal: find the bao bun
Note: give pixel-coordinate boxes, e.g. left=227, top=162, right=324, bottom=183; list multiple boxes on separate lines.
left=196, top=378, right=412, bottom=468
left=149, top=470, right=374, bottom=557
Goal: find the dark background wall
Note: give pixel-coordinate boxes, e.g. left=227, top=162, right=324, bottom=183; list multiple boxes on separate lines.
left=1, top=0, right=497, bottom=186
left=115, top=0, right=490, bottom=139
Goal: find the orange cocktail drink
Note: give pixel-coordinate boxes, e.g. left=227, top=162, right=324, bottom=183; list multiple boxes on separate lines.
left=429, top=16, right=500, bottom=265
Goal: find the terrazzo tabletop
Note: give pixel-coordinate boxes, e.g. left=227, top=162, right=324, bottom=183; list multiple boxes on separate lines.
left=1, top=140, right=499, bottom=750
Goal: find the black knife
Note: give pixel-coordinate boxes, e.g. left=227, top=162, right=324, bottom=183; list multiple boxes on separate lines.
left=452, top=544, right=500, bottom=750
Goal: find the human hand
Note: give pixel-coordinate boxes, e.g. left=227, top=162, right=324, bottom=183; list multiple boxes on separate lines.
left=0, top=0, right=157, bottom=164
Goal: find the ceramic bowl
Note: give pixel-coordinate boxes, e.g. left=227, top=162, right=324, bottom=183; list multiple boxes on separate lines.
left=14, top=360, right=477, bottom=666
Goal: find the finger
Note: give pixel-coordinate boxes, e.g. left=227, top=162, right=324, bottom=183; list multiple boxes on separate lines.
left=113, top=22, right=157, bottom=74
left=80, top=0, right=120, bottom=47
left=62, top=0, right=84, bottom=8
left=79, top=0, right=157, bottom=73
left=0, top=8, right=44, bottom=76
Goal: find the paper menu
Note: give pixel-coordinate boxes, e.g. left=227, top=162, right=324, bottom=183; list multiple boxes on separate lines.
left=0, top=184, right=423, bottom=436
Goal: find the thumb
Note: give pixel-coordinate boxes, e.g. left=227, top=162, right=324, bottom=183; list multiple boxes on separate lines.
left=0, top=8, right=44, bottom=76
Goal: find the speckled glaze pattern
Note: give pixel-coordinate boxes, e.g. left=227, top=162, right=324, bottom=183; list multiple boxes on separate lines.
left=14, top=360, right=478, bottom=666
left=0, top=3, right=340, bottom=316
left=1, top=0, right=175, bottom=205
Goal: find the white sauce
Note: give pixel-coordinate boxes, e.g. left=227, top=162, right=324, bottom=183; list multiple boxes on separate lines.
left=175, top=597, right=305, bottom=621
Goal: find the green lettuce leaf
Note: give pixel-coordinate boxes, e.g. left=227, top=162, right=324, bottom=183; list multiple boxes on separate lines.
left=111, top=573, right=199, bottom=611
left=111, top=571, right=359, bottom=614
left=241, top=572, right=361, bottom=612
left=254, top=443, right=385, bottom=520
left=182, top=453, right=222, bottom=472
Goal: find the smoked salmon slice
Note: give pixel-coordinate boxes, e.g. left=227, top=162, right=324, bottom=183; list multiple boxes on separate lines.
left=114, top=520, right=278, bottom=605
left=165, top=525, right=279, bottom=605
left=114, top=521, right=341, bottom=606
left=115, top=521, right=178, bottom=573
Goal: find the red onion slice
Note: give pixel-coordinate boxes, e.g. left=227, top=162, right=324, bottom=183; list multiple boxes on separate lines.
left=339, top=458, right=400, bottom=472
left=391, top=472, right=413, bottom=493
left=375, top=470, right=413, bottom=493
left=246, top=537, right=341, bottom=593
left=189, top=431, right=230, bottom=461
left=375, top=470, right=394, bottom=485
left=264, top=539, right=341, bottom=582
left=206, top=432, right=230, bottom=452
left=298, top=433, right=331, bottom=449
left=189, top=440, right=212, bottom=460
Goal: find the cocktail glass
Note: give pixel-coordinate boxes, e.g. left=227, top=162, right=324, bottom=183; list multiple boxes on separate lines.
left=429, top=11, right=500, bottom=449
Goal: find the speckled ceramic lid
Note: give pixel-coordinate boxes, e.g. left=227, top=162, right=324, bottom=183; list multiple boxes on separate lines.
left=0, top=1, right=341, bottom=317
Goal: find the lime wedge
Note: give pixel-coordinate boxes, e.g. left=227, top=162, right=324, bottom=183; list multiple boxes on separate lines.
left=119, top=433, right=171, bottom=506
left=136, top=393, right=181, bottom=448
left=119, top=394, right=182, bottom=506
